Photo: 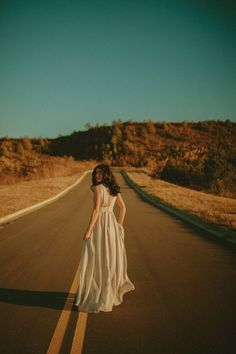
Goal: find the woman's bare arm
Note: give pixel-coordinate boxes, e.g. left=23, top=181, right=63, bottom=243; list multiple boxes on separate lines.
left=116, top=192, right=126, bottom=225
left=84, top=186, right=101, bottom=240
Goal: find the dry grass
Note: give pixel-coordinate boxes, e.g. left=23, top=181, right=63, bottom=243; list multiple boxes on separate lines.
left=0, top=161, right=96, bottom=218
left=0, top=174, right=85, bottom=218
left=127, top=171, right=236, bottom=229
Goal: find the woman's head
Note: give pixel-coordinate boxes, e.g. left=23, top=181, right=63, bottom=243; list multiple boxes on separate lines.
left=91, top=164, right=120, bottom=196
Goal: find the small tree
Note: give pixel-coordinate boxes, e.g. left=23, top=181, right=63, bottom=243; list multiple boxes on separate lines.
left=145, top=120, right=156, bottom=134
left=124, top=126, right=132, bottom=140
left=112, top=119, right=123, bottom=125
left=84, top=122, right=93, bottom=130
left=22, top=136, right=32, bottom=151
left=39, top=138, right=45, bottom=148
left=17, top=142, right=25, bottom=160
left=0, top=142, right=9, bottom=157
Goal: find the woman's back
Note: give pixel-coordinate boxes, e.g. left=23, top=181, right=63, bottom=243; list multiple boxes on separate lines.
left=98, top=184, right=117, bottom=209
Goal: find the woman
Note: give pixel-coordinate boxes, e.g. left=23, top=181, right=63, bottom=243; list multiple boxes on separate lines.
left=74, top=163, right=135, bottom=313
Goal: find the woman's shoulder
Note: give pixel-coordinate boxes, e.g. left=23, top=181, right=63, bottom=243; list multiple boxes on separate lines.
left=96, top=183, right=107, bottom=189
left=94, top=184, right=101, bottom=190
left=94, top=184, right=104, bottom=192
left=93, top=185, right=103, bottom=197
left=99, top=183, right=112, bottom=194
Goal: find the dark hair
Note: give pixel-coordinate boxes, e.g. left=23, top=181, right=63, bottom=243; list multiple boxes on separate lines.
left=91, top=164, right=120, bottom=196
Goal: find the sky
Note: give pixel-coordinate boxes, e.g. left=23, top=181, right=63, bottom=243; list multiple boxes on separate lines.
left=0, top=0, right=235, bottom=138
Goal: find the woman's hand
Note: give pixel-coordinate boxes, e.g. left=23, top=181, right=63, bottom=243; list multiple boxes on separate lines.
left=118, top=222, right=124, bottom=231
left=84, top=230, right=92, bottom=241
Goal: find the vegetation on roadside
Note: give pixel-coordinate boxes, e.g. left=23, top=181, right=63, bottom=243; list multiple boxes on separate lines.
left=0, top=174, right=86, bottom=218
left=126, top=171, right=236, bottom=230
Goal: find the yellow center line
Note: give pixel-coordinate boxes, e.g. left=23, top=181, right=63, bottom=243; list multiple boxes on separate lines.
left=47, top=264, right=88, bottom=354
left=70, top=311, right=88, bottom=354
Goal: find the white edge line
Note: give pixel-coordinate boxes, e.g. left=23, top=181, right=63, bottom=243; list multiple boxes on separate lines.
left=0, top=169, right=92, bottom=226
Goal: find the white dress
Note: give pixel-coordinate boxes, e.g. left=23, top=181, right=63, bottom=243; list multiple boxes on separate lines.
left=74, top=183, right=135, bottom=313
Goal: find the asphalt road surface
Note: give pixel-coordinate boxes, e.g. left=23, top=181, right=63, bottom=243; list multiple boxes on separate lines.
left=0, top=171, right=236, bottom=354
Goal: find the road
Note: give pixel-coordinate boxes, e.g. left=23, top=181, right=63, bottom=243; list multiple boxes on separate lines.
left=0, top=171, right=236, bottom=354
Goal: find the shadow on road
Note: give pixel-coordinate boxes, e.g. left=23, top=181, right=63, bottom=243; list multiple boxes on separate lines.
left=0, top=288, right=77, bottom=310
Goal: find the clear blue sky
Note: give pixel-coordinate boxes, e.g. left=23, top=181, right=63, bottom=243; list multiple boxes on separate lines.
left=0, top=0, right=235, bottom=138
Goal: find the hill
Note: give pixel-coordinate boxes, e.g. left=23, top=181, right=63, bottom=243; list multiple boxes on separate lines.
left=1, top=120, right=235, bottom=198
left=0, top=136, right=94, bottom=183
left=47, top=119, right=236, bottom=198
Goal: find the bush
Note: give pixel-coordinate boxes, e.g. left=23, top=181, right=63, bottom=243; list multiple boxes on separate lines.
left=161, top=158, right=205, bottom=187
left=204, top=155, right=236, bottom=194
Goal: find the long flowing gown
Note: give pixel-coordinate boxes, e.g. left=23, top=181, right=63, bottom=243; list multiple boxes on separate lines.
left=74, top=183, right=135, bottom=313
